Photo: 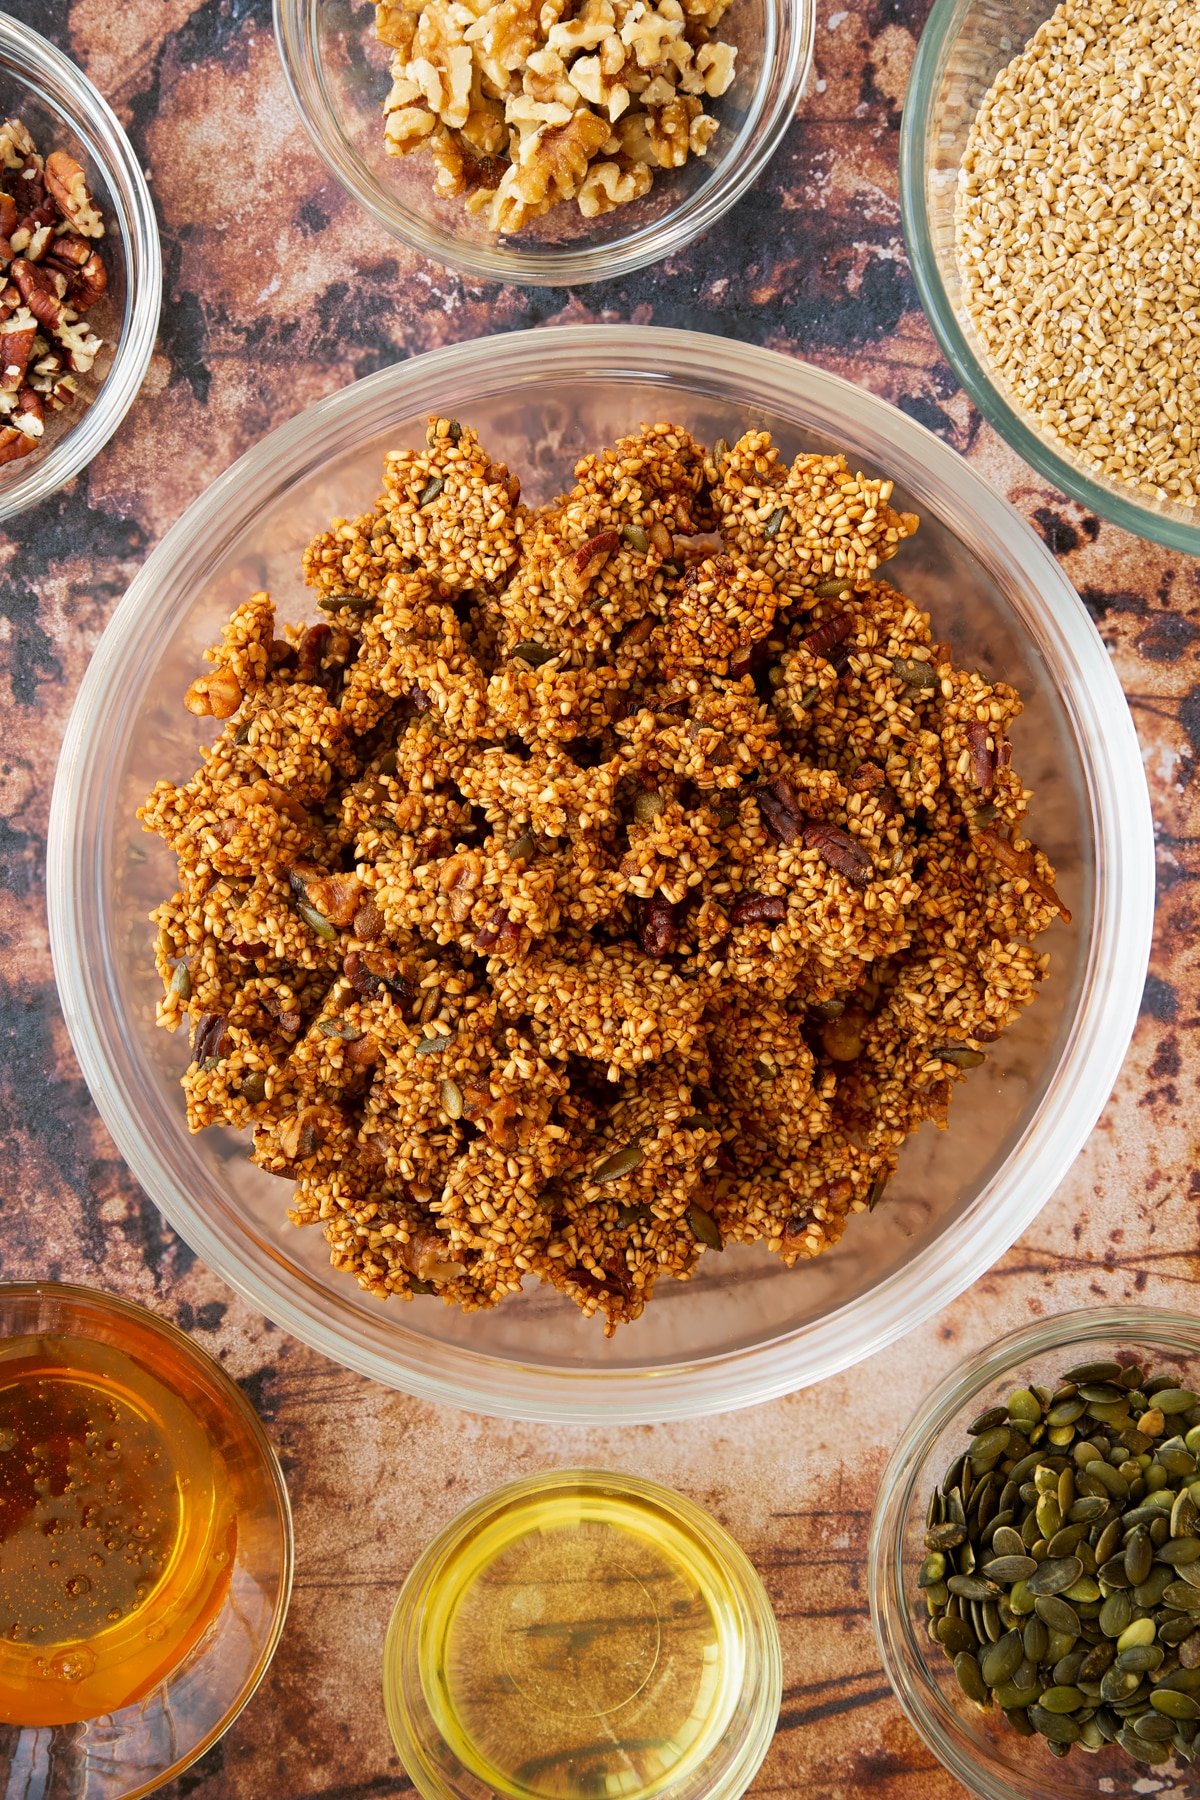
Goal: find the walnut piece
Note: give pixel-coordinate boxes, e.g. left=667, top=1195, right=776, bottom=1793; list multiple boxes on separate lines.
left=375, top=0, right=740, bottom=231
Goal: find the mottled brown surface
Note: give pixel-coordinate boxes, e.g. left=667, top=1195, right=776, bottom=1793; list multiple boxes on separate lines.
left=1, top=1, right=1196, bottom=1795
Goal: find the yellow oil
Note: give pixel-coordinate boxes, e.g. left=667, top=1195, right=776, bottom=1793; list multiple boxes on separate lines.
left=414, top=1483, right=748, bottom=1799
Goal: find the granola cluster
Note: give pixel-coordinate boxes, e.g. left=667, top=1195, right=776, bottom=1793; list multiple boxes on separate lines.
left=140, top=419, right=1067, bottom=1332
left=375, top=0, right=739, bottom=232
left=0, top=120, right=108, bottom=468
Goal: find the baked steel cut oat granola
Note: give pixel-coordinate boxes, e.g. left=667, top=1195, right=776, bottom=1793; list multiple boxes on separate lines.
left=140, top=419, right=1068, bottom=1332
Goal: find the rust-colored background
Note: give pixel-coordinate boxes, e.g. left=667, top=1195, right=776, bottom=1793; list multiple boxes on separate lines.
left=2, top=2, right=1197, bottom=1795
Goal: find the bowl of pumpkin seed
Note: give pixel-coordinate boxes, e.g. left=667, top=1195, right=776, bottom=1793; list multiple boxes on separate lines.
left=870, top=1307, right=1200, bottom=1797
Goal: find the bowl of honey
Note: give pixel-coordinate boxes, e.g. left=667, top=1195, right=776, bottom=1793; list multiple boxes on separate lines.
left=0, top=1282, right=292, bottom=1797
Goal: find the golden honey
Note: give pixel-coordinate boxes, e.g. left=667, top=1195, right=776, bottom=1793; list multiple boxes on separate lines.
left=0, top=1329, right=237, bottom=1726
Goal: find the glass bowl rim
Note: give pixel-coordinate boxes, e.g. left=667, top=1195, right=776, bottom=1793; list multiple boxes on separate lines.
left=271, top=0, right=815, bottom=287
left=868, top=1304, right=1200, bottom=1800
left=47, top=323, right=1155, bottom=1424
left=898, top=0, right=1200, bottom=557
left=0, top=15, right=162, bottom=522
left=381, top=1465, right=783, bottom=1800
left=0, top=1278, right=294, bottom=1798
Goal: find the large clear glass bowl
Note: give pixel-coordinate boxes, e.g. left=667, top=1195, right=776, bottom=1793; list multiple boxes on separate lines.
left=900, top=0, right=1200, bottom=555
left=869, top=1308, right=1200, bottom=1800
left=0, top=17, right=160, bottom=521
left=273, top=0, right=813, bottom=286
left=47, top=325, right=1154, bottom=1423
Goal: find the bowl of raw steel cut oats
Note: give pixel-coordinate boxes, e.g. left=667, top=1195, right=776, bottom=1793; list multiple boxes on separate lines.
left=48, top=327, right=1153, bottom=1423
left=272, top=0, right=814, bottom=284
left=901, top=0, right=1200, bottom=554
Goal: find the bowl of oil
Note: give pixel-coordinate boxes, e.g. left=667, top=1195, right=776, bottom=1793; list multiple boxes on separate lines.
left=0, top=1282, right=292, bottom=1797
left=383, top=1469, right=781, bottom=1800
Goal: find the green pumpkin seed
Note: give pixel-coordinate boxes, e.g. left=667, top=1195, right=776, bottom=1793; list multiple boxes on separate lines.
left=992, top=1526, right=1026, bottom=1559
left=1063, top=1360, right=1125, bottom=1384
left=1151, top=1689, right=1200, bottom=1720
left=417, top=475, right=444, bottom=507
left=509, top=641, right=557, bottom=668
left=762, top=505, right=787, bottom=539
left=1132, top=1712, right=1177, bottom=1742
left=1118, top=1726, right=1170, bottom=1763
left=240, top=1071, right=267, bottom=1105
left=440, top=1077, right=463, bottom=1121
left=813, top=576, right=850, bottom=598
left=298, top=901, right=336, bottom=940
left=317, top=592, right=374, bottom=613
left=925, top=1523, right=968, bottom=1552
left=984, top=1555, right=1038, bottom=1583
left=981, top=1631, right=1024, bottom=1686
left=1028, top=1705, right=1080, bottom=1744
left=1028, top=1556, right=1084, bottom=1597
left=971, top=1426, right=1012, bottom=1463
left=891, top=655, right=937, bottom=690
left=1125, top=1527, right=1154, bottom=1585
left=1155, top=1390, right=1199, bottom=1415
left=415, top=1032, right=453, bottom=1055
left=1163, top=1581, right=1200, bottom=1611
left=591, top=1145, right=644, bottom=1183
left=169, top=960, right=191, bottom=1000
left=1038, top=1685, right=1085, bottom=1713
left=633, top=791, right=666, bottom=824
left=508, top=831, right=536, bottom=862
left=1116, top=1645, right=1163, bottom=1673
left=1023, top=1617, right=1049, bottom=1661
left=935, top=1616, right=976, bottom=1656
left=954, top=1651, right=990, bottom=1706
left=1158, top=1537, right=1200, bottom=1566
left=948, top=1574, right=1002, bottom=1602
left=687, top=1206, right=723, bottom=1251
left=934, top=1045, right=985, bottom=1069
left=621, top=523, right=650, bottom=553
left=1034, top=1595, right=1080, bottom=1636
left=1100, top=1592, right=1134, bottom=1637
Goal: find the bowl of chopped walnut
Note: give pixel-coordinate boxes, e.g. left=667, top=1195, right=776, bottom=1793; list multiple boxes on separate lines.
left=273, top=0, right=814, bottom=284
left=49, top=326, right=1153, bottom=1421
left=0, top=17, right=160, bottom=519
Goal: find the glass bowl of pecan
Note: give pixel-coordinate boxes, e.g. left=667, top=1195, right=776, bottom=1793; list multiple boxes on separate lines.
left=0, top=16, right=160, bottom=520
left=273, top=0, right=814, bottom=285
left=48, top=325, right=1153, bottom=1422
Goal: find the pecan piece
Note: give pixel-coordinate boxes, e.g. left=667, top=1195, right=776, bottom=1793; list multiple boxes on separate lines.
left=260, top=989, right=303, bottom=1037
left=462, top=1083, right=520, bottom=1150
left=802, top=821, right=874, bottom=887
left=68, top=251, right=107, bottom=313
left=756, top=777, right=803, bottom=846
left=192, top=1011, right=232, bottom=1064
left=730, top=892, right=787, bottom=926
left=12, top=385, right=42, bottom=439
left=10, top=259, right=64, bottom=333
left=965, top=719, right=996, bottom=795
left=562, top=528, right=619, bottom=599
left=0, top=423, right=36, bottom=466
left=399, top=1226, right=465, bottom=1286
left=474, top=907, right=521, bottom=953
left=276, top=1105, right=326, bottom=1162
left=42, top=231, right=90, bottom=274
left=45, top=151, right=104, bottom=237
left=638, top=892, right=678, bottom=958
left=0, top=313, right=35, bottom=392
left=976, top=827, right=1070, bottom=922
left=800, top=612, right=854, bottom=662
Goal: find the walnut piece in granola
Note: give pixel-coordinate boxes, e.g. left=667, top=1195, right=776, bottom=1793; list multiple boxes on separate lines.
left=140, top=417, right=1066, bottom=1333
left=375, top=0, right=741, bottom=232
